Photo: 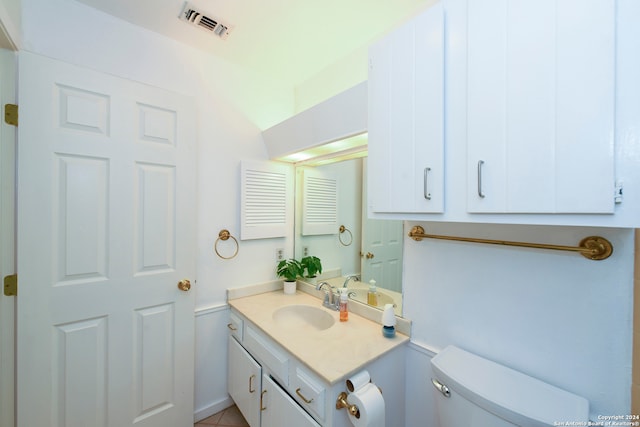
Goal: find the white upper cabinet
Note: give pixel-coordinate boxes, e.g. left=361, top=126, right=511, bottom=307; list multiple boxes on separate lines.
left=466, top=0, right=615, bottom=213
left=368, top=3, right=444, bottom=214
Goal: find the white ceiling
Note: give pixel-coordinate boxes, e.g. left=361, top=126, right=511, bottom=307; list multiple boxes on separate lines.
left=73, top=0, right=432, bottom=87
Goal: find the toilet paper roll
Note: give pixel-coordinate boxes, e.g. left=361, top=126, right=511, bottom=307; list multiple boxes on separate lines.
left=346, top=370, right=370, bottom=392
left=347, top=382, right=385, bottom=427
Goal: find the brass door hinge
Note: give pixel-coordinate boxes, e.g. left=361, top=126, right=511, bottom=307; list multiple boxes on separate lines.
left=3, top=274, right=16, bottom=296
left=4, top=104, right=17, bottom=126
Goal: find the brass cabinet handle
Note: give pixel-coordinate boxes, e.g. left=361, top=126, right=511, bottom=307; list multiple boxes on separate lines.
left=260, top=390, right=267, bottom=411
left=227, top=323, right=237, bottom=331
left=249, top=374, right=256, bottom=393
left=295, top=388, right=314, bottom=404
left=177, top=279, right=191, bottom=291
left=365, top=252, right=374, bottom=259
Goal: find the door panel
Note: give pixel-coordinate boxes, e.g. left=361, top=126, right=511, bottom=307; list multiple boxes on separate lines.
left=133, top=304, right=175, bottom=421
left=134, top=163, right=176, bottom=274
left=17, top=51, right=196, bottom=427
left=54, top=154, right=109, bottom=284
left=53, top=317, right=108, bottom=427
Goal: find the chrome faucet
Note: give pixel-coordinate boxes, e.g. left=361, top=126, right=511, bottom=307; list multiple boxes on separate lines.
left=316, top=281, right=338, bottom=310
left=343, top=275, right=360, bottom=288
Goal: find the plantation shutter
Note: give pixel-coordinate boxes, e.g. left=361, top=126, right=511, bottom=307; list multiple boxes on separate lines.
left=302, top=168, right=338, bottom=236
left=241, top=160, right=293, bottom=240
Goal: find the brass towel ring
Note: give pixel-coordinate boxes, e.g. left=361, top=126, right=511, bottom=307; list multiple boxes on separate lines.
left=214, top=229, right=239, bottom=260
left=339, top=225, right=353, bottom=246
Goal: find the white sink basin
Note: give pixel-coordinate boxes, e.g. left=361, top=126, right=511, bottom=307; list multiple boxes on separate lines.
left=272, top=305, right=335, bottom=331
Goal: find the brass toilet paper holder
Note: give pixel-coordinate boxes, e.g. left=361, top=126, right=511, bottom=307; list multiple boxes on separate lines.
left=336, top=392, right=360, bottom=419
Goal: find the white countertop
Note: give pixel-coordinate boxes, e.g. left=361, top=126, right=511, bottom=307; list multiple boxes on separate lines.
left=228, top=289, right=409, bottom=385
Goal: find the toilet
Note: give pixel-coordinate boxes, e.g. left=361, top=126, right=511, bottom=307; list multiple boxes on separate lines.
left=430, top=345, right=589, bottom=427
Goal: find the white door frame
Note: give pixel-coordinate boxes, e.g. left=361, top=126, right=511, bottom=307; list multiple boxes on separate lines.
left=0, top=47, right=17, bottom=427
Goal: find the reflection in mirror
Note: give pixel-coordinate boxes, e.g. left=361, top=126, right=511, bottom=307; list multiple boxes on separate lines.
left=294, top=156, right=404, bottom=316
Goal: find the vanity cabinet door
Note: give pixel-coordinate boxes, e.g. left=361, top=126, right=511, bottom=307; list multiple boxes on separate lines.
left=228, top=336, right=262, bottom=427
left=261, top=374, right=321, bottom=427
left=466, top=0, right=615, bottom=214
left=368, top=3, right=444, bottom=214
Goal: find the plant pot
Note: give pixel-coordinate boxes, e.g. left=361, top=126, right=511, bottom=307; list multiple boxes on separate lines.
left=305, top=276, right=317, bottom=285
left=283, top=280, right=297, bottom=295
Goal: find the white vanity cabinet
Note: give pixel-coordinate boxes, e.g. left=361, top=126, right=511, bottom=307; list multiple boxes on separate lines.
left=227, top=319, right=322, bottom=427
left=228, top=335, right=320, bottom=427
left=227, top=306, right=406, bottom=427
left=466, top=0, right=615, bottom=214
left=367, top=2, right=444, bottom=214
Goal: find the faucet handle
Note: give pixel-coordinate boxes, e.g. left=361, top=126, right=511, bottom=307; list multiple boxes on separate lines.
left=322, top=292, right=331, bottom=305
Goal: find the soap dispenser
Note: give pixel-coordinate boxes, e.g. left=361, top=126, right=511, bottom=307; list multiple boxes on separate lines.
left=381, top=303, right=396, bottom=338
left=367, top=279, right=378, bottom=306
left=339, top=288, right=349, bottom=322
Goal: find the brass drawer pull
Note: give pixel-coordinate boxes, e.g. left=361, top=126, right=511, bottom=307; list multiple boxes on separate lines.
left=227, top=323, right=237, bottom=331
left=260, top=390, right=267, bottom=411
left=249, top=374, right=256, bottom=393
left=295, top=388, right=314, bottom=404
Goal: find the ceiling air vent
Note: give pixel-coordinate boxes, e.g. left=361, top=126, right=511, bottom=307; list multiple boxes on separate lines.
left=179, top=2, right=232, bottom=40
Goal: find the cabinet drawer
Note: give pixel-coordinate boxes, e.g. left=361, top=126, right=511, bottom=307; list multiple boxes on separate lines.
left=290, top=366, right=325, bottom=421
left=227, top=310, right=243, bottom=342
left=244, top=324, right=289, bottom=386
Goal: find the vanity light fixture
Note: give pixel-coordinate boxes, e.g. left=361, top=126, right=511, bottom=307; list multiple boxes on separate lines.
left=275, top=133, right=368, bottom=167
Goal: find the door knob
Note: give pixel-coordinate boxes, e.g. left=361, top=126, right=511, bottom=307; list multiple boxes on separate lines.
left=366, top=252, right=375, bottom=259
left=177, top=279, right=191, bottom=291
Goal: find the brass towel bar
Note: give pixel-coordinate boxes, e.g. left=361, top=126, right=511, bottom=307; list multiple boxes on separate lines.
left=408, top=226, right=613, bottom=261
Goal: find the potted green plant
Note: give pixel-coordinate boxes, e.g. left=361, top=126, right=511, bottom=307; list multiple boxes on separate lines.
left=301, top=255, right=322, bottom=284
left=276, top=258, right=303, bottom=294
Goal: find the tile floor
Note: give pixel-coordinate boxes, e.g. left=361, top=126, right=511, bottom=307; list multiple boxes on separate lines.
left=194, top=405, right=249, bottom=427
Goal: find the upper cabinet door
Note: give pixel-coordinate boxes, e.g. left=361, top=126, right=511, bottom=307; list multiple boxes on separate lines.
left=467, top=0, right=615, bottom=213
left=368, top=3, right=445, bottom=214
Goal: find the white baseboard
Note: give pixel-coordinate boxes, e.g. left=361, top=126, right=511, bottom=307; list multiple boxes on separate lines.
left=194, top=395, right=235, bottom=423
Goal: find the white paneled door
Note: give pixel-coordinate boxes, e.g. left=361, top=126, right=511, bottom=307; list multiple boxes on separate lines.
left=16, top=52, right=197, bottom=427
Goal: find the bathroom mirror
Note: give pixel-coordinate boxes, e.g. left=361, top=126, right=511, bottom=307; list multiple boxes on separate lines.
left=294, top=155, right=404, bottom=315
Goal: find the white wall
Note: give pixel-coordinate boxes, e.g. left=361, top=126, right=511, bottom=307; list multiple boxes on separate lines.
left=0, top=0, right=21, bottom=48
left=403, top=222, right=634, bottom=421
left=21, top=0, right=295, bottom=130
left=194, top=305, right=233, bottom=420
left=20, top=0, right=298, bottom=419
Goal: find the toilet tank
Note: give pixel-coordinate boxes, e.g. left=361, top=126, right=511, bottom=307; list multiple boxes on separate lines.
left=430, top=346, right=589, bottom=427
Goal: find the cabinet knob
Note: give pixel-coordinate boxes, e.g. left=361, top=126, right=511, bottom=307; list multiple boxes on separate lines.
left=366, top=252, right=375, bottom=259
